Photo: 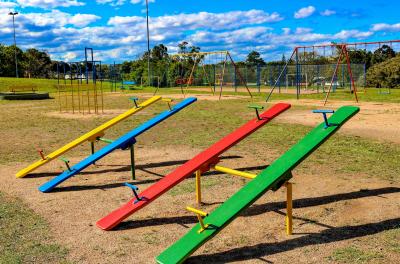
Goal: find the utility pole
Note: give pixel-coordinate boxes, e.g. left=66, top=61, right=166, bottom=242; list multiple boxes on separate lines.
left=8, top=11, right=19, bottom=78
left=145, top=0, right=151, bottom=87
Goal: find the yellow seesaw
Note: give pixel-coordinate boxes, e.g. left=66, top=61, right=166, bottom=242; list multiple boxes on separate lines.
left=16, top=96, right=162, bottom=178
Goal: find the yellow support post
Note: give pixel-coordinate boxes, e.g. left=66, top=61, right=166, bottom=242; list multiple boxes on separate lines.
left=195, top=170, right=202, bottom=205
left=186, top=206, right=209, bottom=233
left=162, top=98, right=174, bottom=110
left=16, top=96, right=162, bottom=178
left=285, top=182, right=293, bottom=235
left=213, top=165, right=256, bottom=179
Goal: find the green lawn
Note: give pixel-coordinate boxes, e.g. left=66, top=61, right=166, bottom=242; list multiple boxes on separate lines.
left=1, top=77, right=399, bottom=104
left=0, top=192, right=68, bottom=264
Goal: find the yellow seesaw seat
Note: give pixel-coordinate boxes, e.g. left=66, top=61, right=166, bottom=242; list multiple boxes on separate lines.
left=16, top=96, right=162, bottom=178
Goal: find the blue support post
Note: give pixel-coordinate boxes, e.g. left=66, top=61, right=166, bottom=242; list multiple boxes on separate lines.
left=38, top=97, right=197, bottom=193
left=313, top=110, right=335, bottom=129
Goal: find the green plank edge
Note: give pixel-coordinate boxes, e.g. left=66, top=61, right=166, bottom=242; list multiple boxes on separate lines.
left=156, top=105, right=360, bottom=264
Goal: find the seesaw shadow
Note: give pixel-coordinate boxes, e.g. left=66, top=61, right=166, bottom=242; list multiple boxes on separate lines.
left=187, top=217, right=400, bottom=263
left=113, top=187, right=400, bottom=231
left=23, top=155, right=243, bottom=178
left=47, top=158, right=261, bottom=193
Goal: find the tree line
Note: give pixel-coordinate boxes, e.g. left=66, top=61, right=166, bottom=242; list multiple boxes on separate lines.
left=0, top=44, right=52, bottom=78
left=0, top=42, right=399, bottom=88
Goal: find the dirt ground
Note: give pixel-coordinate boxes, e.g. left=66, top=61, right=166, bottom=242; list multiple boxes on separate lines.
left=145, top=92, right=400, bottom=144
left=271, top=99, right=400, bottom=144
left=1, top=93, right=399, bottom=263
left=2, top=145, right=399, bottom=263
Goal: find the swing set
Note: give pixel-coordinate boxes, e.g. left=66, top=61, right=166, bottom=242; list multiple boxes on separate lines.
left=266, top=39, right=400, bottom=105
left=155, top=51, right=253, bottom=99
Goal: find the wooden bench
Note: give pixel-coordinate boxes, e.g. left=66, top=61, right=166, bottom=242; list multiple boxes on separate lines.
left=9, top=85, right=38, bottom=93
left=119, top=81, right=137, bottom=90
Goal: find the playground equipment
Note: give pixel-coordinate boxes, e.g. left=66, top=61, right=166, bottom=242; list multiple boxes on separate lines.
left=156, top=106, right=359, bottom=263
left=96, top=103, right=291, bottom=230
left=265, top=40, right=400, bottom=104
left=154, top=51, right=253, bottom=99
left=38, top=97, right=197, bottom=192
left=56, top=48, right=105, bottom=114
left=16, top=96, right=162, bottom=178
left=266, top=44, right=361, bottom=105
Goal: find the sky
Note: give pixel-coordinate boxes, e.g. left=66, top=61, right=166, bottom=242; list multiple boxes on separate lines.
left=0, top=0, right=399, bottom=63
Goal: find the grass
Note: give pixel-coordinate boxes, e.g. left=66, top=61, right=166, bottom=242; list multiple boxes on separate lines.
left=0, top=78, right=400, bottom=263
left=0, top=192, right=68, bottom=264
left=1, top=96, right=399, bottom=181
left=1, top=77, right=400, bottom=104
left=328, top=246, right=384, bottom=263
left=383, top=227, right=400, bottom=253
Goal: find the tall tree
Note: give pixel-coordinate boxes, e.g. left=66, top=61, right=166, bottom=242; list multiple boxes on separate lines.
left=372, top=45, right=396, bottom=65
left=151, top=44, right=168, bottom=61
left=246, top=51, right=266, bottom=66
left=23, top=48, right=52, bottom=78
left=0, top=44, right=23, bottom=77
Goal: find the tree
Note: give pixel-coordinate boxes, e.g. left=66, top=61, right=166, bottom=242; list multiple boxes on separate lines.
left=246, top=51, right=266, bottom=66
left=0, top=44, right=23, bottom=77
left=120, top=61, right=133, bottom=74
left=367, top=54, right=400, bottom=88
left=23, top=48, right=52, bottom=78
left=178, top=41, right=189, bottom=54
left=372, top=45, right=396, bottom=65
left=347, top=49, right=373, bottom=69
left=151, top=44, right=168, bottom=61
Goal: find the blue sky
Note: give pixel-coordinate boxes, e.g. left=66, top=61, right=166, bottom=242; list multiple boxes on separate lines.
left=0, top=0, right=399, bottom=63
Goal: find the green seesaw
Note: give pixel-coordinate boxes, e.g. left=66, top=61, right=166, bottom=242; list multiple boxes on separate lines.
left=156, top=106, right=359, bottom=264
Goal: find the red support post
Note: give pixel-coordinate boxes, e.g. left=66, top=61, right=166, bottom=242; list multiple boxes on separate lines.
left=343, top=45, right=359, bottom=103
left=324, top=45, right=345, bottom=105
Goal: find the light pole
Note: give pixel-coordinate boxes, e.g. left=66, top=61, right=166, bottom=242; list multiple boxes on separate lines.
left=8, top=11, right=19, bottom=78
left=145, top=0, right=150, bottom=86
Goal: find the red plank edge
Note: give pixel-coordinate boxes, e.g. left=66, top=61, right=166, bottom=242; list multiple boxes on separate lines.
left=96, top=103, right=291, bottom=230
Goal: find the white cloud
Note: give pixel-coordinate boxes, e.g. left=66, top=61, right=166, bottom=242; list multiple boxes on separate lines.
left=334, top=29, right=373, bottom=39
left=108, top=10, right=283, bottom=30
left=320, top=9, right=336, bottom=16
left=371, top=23, right=400, bottom=32
left=23, top=10, right=100, bottom=28
left=63, top=51, right=77, bottom=61
left=295, top=27, right=313, bottom=34
left=69, top=14, right=101, bottom=27
left=282, top=28, right=291, bottom=35
left=294, top=6, right=316, bottom=19
left=0, top=5, right=381, bottom=63
left=0, top=1, right=17, bottom=8
left=96, top=0, right=125, bottom=6
left=16, top=0, right=85, bottom=9
left=96, top=0, right=154, bottom=6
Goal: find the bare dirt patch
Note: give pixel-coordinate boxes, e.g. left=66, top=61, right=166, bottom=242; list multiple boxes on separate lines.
left=45, top=109, right=151, bottom=120
left=272, top=99, right=400, bottom=144
left=1, top=145, right=399, bottom=263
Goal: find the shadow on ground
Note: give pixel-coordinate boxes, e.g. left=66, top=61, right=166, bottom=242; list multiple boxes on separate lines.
left=187, top=217, right=400, bottom=263
left=114, top=187, right=400, bottom=232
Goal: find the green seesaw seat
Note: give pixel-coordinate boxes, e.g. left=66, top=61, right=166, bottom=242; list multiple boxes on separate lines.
left=156, top=106, right=359, bottom=264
